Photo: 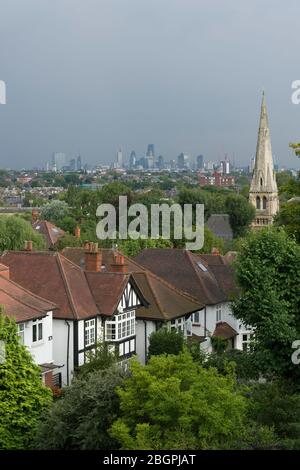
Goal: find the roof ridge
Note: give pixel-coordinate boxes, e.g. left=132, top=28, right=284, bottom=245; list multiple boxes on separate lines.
left=185, top=250, right=220, bottom=304
left=0, top=285, right=50, bottom=316
left=56, top=253, right=79, bottom=320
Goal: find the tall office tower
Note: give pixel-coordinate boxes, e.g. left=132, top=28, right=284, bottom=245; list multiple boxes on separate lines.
left=249, top=92, right=279, bottom=228
left=52, top=152, right=67, bottom=171
left=158, top=155, right=164, bottom=170
left=69, top=158, right=76, bottom=171
left=177, top=153, right=190, bottom=169
left=220, top=160, right=230, bottom=174
left=116, top=148, right=123, bottom=168
left=146, top=144, right=155, bottom=157
left=129, top=151, right=136, bottom=169
left=250, top=156, right=255, bottom=173
left=196, top=154, right=204, bottom=170
left=77, top=155, right=82, bottom=171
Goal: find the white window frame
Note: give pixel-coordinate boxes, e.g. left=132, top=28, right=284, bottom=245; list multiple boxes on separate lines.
left=18, top=323, right=25, bottom=344
left=105, top=310, right=135, bottom=342
left=216, top=304, right=222, bottom=322
left=32, top=318, right=43, bottom=343
left=170, top=317, right=186, bottom=335
left=242, top=333, right=254, bottom=352
left=85, top=319, right=96, bottom=347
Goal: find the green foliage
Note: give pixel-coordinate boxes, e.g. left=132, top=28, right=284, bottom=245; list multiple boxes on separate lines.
left=110, top=352, right=272, bottom=450
left=76, top=342, right=119, bottom=379
left=118, top=238, right=173, bottom=258
left=56, top=233, right=82, bottom=250
left=34, top=367, right=124, bottom=450
left=225, top=194, right=255, bottom=237
left=275, top=201, right=300, bottom=242
left=210, top=336, right=228, bottom=354
left=289, top=142, right=300, bottom=158
left=204, top=350, right=260, bottom=381
left=0, top=314, right=52, bottom=449
left=248, top=381, right=300, bottom=449
left=0, top=215, right=45, bottom=251
left=232, top=227, right=300, bottom=381
left=40, top=200, right=70, bottom=225
left=148, top=328, right=185, bottom=357
left=199, top=227, right=224, bottom=254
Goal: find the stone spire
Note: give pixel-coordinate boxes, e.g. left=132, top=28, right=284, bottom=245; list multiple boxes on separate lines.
left=249, top=92, right=279, bottom=228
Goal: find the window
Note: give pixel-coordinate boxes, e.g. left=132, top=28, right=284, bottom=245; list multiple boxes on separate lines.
left=105, top=311, right=135, bottom=342
left=197, top=261, right=208, bottom=272
left=18, top=323, right=25, bottom=344
left=85, top=319, right=96, bottom=347
left=242, top=333, right=254, bottom=352
left=256, top=196, right=261, bottom=209
left=32, top=319, right=43, bottom=342
left=170, top=317, right=186, bottom=334
left=263, top=196, right=267, bottom=209
left=216, top=304, right=222, bottom=322
left=193, top=311, right=200, bottom=323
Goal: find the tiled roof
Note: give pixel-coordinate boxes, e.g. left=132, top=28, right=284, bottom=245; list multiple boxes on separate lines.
left=85, top=272, right=130, bottom=316
left=32, top=220, right=65, bottom=248
left=135, top=249, right=237, bottom=306
left=62, top=247, right=204, bottom=321
left=1, top=251, right=98, bottom=320
left=212, top=321, right=238, bottom=339
left=206, top=214, right=233, bottom=240
left=0, top=271, right=56, bottom=323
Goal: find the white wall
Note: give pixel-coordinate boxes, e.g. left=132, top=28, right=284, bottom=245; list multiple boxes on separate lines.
left=52, top=319, right=74, bottom=387
left=22, top=311, right=53, bottom=365
left=136, top=319, right=156, bottom=364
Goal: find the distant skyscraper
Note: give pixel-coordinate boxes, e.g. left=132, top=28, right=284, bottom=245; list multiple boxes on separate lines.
left=52, top=152, right=66, bottom=171
left=69, top=158, right=76, bottom=171
left=177, top=153, right=190, bottom=169
left=77, top=155, right=82, bottom=171
left=196, top=155, right=204, bottom=170
left=115, top=148, right=123, bottom=168
left=220, top=160, right=230, bottom=174
left=158, top=155, right=164, bottom=170
left=129, top=151, right=136, bottom=169
left=146, top=144, right=155, bottom=157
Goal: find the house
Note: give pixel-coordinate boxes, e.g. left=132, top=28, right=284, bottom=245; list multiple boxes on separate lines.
left=1, top=244, right=145, bottom=386
left=0, top=262, right=59, bottom=387
left=134, top=248, right=252, bottom=353
left=32, top=219, right=65, bottom=249
left=62, top=246, right=204, bottom=363
left=206, top=214, right=233, bottom=241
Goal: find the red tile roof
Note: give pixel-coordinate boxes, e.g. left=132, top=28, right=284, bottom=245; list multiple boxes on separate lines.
left=0, top=271, right=56, bottom=323
left=1, top=251, right=98, bottom=320
left=32, top=220, right=65, bottom=248
left=85, top=272, right=131, bottom=316
left=212, top=322, right=238, bottom=339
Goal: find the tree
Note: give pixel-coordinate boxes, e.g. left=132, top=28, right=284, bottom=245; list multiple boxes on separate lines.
left=118, top=238, right=173, bottom=258
left=34, top=367, right=124, bottom=450
left=76, top=341, right=118, bottom=379
left=225, top=194, right=255, bottom=237
left=289, top=142, right=300, bottom=158
left=40, top=200, right=70, bottom=225
left=0, top=314, right=52, bottom=449
left=110, top=352, right=273, bottom=450
left=56, top=233, right=82, bottom=250
left=148, top=328, right=185, bottom=357
left=0, top=216, right=45, bottom=251
left=275, top=201, right=300, bottom=243
left=232, top=227, right=300, bottom=381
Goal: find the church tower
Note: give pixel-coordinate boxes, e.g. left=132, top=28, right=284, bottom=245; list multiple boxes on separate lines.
left=249, top=92, right=279, bottom=227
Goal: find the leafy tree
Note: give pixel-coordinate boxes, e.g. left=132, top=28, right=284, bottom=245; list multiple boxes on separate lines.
left=0, top=216, right=45, bottom=251
left=0, top=314, right=52, bottom=449
left=148, top=328, right=185, bottom=357
left=248, top=381, right=300, bottom=449
left=204, top=350, right=260, bottom=381
left=275, top=201, right=300, bottom=243
left=232, top=227, right=300, bottom=381
left=76, top=341, right=118, bottom=379
left=40, top=200, right=70, bottom=225
left=110, top=352, right=273, bottom=450
left=225, top=194, right=255, bottom=237
left=56, top=233, right=82, bottom=250
left=289, top=142, right=300, bottom=158
left=118, top=237, right=173, bottom=258
left=199, top=227, right=224, bottom=254
left=34, top=367, right=124, bottom=450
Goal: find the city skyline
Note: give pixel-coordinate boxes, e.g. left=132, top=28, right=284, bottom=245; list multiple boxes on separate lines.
left=0, top=1, right=300, bottom=169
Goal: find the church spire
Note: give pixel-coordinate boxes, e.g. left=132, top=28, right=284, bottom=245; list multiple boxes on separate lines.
left=249, top=92, right=279, bottom=228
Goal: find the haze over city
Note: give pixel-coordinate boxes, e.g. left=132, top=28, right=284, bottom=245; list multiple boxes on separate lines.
left=0, top=0, right=299, bottom=169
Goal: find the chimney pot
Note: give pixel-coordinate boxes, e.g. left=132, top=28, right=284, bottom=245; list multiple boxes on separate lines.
left=24, top=240, right=33, bottom=251
left=74, top=226, right=81, bottom=239
left=211, top=247, right=220, bottom=256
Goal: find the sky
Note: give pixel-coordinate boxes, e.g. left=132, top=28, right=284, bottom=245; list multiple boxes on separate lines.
left=0, top=0, right=299, bottom=169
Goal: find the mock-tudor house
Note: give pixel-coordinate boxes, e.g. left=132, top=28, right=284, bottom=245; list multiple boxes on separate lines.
left=135, top=248, right=253, bottom=353
left=62, top=246, right=204, bottom=363
left=1, top=244, right=147, bottom=386
left=0, top=262, right=59, bottom=387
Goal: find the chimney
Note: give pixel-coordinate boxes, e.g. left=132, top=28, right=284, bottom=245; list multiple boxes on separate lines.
left=31, top=209, right=39, bottom=223
left=0, top=263, right=10, bottom=279
left=24, top=240, right=33, bottom=251
left=111, top=253, right=128, bottom=273
left=85, top=242, right=102, bottom=272
left=211, top=247, right=220, bottom=256
left=74, top=226, right=81, bottom=239
left=83, top=240, right=90, bottom=250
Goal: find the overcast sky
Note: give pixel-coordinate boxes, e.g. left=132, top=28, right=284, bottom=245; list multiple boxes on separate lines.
left=0, top=0, right=299, bottom=169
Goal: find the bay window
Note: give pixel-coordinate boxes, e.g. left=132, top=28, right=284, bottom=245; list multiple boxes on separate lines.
left=85, top=319, right=96, bottom=347
left=105, top=311, right=135, bottom=342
